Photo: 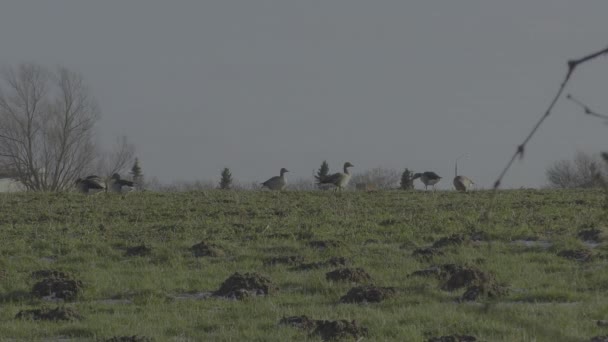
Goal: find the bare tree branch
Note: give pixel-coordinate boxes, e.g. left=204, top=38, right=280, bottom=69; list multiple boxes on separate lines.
left=566, top=94, right=608, bottom=120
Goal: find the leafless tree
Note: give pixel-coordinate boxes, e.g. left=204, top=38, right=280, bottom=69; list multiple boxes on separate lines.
left=0, top=64, right=100, bottom=191
left=546, top=151, right=605, bottom=188
left=351, top=167, right=400, bottom=190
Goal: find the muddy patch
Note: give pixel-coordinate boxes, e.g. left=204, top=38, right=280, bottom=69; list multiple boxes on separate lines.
left=172, top=292, right=213, bottom=301
left=339, top=285, right=396, bottom=303
left=308, top=239, right=344, bottom=250
left=15, top=306, right=82, bottom=321
left=191, top=241, right=225, bottom=257
left=263, top=255, right=304, bottom=266
left=427, top=335, right=477, bottom=342
left=578, top=228, right=605, bottom=243
left=412, top=247, right=444, bottom=260
left=31, top=270, right=83, bottom=301
left=125, top=245, right=151, bottom=257
left=213, top=272, right=277, bottom=300
left=291, top=257, right=348, bottom=271
left=326, top=268, right=371, bottom=283
left=312, top=320, right=368, bottom=341
left=279, top=315, right=319, bottom=331
left=557, top=249, right=593, bottom=262
left=103, top=336, right=153, bottom=342
left=590, top=337, right=608, bottom=342
left=511, top=239, right=552, bottom=249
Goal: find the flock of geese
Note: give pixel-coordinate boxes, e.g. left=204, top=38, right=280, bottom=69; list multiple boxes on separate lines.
left=75, top=162, right=475, bottom=194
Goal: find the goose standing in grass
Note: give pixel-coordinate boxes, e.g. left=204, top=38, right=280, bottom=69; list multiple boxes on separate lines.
left=261, top=168, right=289, bottom=190
left=319, top=162, right=354, bottom=191
left=413, top=171, right=441, bottom=190
left=453, top=155, right=474, bottom=192
left=75, top=175, right=105, bottom=194
left=108, top=173, right=134, bottom=193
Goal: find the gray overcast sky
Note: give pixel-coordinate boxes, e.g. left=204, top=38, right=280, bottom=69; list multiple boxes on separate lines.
left=1, top=1, right=607, bottom=188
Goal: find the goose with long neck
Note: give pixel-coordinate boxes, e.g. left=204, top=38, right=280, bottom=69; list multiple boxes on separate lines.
left=319, top=162, right=354, bottom=190
left=109, top=173, right=134, bottom=193
left=261, top=168, right=289, bottom=190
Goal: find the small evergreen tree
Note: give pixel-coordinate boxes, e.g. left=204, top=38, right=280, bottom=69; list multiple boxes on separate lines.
left=130, top=158, right=144, bottom=190
left=315, top=160, right=330, bottom=186
left=400, top=168, right=414, bottom=190
left=219, top=168, right=233, bottom=190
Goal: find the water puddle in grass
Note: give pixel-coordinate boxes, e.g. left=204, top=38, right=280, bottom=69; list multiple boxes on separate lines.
left=465, top=301, right=581, bottom=307
left=172, top=292, right=214, bottom=301
left=583, top=241, right=601, bottom=249
left=511, top=240, right=552, bottom=249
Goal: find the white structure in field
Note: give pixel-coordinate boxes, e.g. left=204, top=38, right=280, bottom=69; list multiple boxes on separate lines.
left=0, top=170, right=24, bottom=192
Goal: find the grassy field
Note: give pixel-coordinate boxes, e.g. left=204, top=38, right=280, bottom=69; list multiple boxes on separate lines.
left=0, top=189, right=607, bottom=341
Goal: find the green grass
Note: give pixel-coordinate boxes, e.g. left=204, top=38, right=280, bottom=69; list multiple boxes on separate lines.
left=0, top=189, right=606, bottom=341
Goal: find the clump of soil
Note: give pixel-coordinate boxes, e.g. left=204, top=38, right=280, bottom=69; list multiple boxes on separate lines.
left=15, top=306, right=82, bottom=321
left=191, top=241, right=225, bottom=257
left=31, top=271, right=83, bottom=300
left=125, top=245, right=151, bottom=257
left=292, top=256, right=348, bottom=271
left=590, top=337, right=608, bottom=342
left=432, top=234, right=467, bottom=248
left=103, top=336, right=153, bottom=342
left=427, top=335, right=477, bottom=342
left=339, top=285, right=396, bottom=303
left=557, top=249, right=593, bottom=262
left=308, top=240, right=343, bottom=249
left=412, top=248, right=444, bottom=260
left=312, top=320, right=368, bottom=341
left=263, top=255, right=304, bottom=266
left=279, top=315, right=319, bottom=331
left=326, top=268, right=372, bottom=283
left=213, top=272, right=277, bottom=300
left=578, top=229, right=603, bottom=243
left=410, top=264, right=506, bottom=301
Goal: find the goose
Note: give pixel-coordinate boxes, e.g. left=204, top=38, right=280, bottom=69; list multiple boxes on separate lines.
left=261, top=168, right=289, bottom=190
left=453, top=157, right=474, bottom=192
left=413, top=171, right=441, bottom=190
left=75, top=175, right=105, bottom=194
left=319, top=162, right=354, bottom=190
left=108, top=173, right=134, bottom=193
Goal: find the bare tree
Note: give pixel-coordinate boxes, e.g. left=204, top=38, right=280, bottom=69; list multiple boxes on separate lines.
left=351, top=167, right=400, bottom=190
left=546, top=151, right=605, bottom=188
left=0, top=64, right=100, bottom=191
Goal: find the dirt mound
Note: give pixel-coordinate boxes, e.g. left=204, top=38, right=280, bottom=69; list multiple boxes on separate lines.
left=557, top=249, right=593, bottom=262
left=15, top=306, right=82, bottom=321
left=214, top=272, right=277, bottom=300
left=263, top=255, right=304, bottom=266
left=432, top=234, right=467, bottom=248
left=427, top=335, right=477, bottom=342
left=308, top=240, right=344, bottom=249
left=578, top=229, right=603, bottom=242
left=339, top=285, right=396, bottom=303
left=439, top=265, right=506, bottom=301
left=326, top=268, right=372, bottom=283
left=292, top=257, right=348, bottom=271
left=191, top=241, right=225, bottom=257
left=125, top=245, right=151, bottom=257
left=279, top=315, right=319, bottom=331
left=103, top=336, right=153, bottom=342
left=31, top=271, right=83, bottom=300
left=412, top=248, right=444, bottom=260
left=312, top=320, right=368, bottom=341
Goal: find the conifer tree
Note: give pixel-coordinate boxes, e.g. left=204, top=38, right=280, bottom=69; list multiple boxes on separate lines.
left=400, top=168, right=414, bottom=190
left=315, top=160, right=330, bottom=186
left=130, top=158, right=144, bottom=190
left=219, top=168, right=233, bottom=190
